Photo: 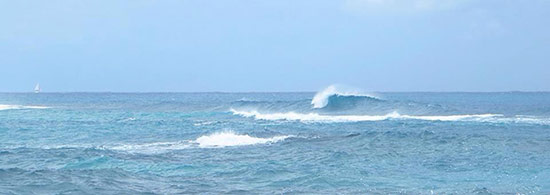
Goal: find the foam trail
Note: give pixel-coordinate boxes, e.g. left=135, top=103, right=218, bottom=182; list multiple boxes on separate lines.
left=231, top=109, right=503, bottom=123
left=479, top=115, right=550, bottom=125
left=402, top=114, right=500, bottom=121
left=311, top=85, right=378, bottom=108
left=0, top=104, right=49, bottom=111
left=195, top=131, right=291, bottom=148
left=109, top=141, right=192, bottom=153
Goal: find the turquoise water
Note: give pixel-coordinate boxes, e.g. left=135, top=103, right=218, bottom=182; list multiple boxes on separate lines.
left=1, top=91, right=550, bottom=194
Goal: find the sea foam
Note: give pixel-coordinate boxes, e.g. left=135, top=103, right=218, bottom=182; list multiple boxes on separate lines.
left=311, top=85, right=378, bottom=108
left=109, top=141, right=192, bottom=153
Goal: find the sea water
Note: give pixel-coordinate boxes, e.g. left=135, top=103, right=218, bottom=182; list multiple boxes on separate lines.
left=1, top=89, right=549, bottom=194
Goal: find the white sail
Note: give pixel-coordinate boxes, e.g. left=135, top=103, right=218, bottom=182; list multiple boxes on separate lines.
left=34, top=83, right=40, bottom=93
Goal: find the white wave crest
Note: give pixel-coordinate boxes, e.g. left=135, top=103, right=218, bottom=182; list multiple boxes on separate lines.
left=0, top=104, right=50, bottom=111
left=232, top=109, right=395, bottom=122
left=311, top=85, right=378, bottom=108
left=231, top=109, right=502, bottom=123
left=194, top=131, right=291, bottom=148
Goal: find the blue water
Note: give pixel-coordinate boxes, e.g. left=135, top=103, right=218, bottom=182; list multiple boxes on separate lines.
left=1, top=90, right=550, bottom=194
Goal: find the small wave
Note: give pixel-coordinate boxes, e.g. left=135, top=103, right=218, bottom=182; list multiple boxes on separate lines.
left=117, top=117, right=137, bottom=122
left=0, top=104, right=49, bottom=111
left=107, top=131, right=291, bottom=153
left=193, top=121, right=218, bottom=126
left=311, top=85, right=379, bottom=108
left=231, top=109, right=507, bottom=123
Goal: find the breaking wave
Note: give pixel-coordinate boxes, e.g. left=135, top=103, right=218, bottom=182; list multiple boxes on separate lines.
left=231, top=109, right=550, bottom=125
left=311, top=85, right=379, bottom=109
left=231, top=109, right=501, bottom=123
left=0, top=104, right=49, bottom=111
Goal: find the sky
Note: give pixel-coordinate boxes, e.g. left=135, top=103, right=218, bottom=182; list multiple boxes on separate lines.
left=1, top=0, right=549, bottom=92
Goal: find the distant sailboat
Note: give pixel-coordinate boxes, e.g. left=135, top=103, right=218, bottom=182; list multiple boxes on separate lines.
left=34, top=83, right=40, bottom=93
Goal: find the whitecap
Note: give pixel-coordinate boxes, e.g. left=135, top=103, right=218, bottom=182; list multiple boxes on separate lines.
left=194, top=131, right=291, bottom=148
left=105, top=131, right=291, bottom=153
left=231, top=109, right=395, bottom=122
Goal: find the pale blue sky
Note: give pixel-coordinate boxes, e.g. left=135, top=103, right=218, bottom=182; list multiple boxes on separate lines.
left=1, top=0, right=549, bottom=92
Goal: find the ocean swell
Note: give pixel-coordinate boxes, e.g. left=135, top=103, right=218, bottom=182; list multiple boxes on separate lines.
left=311, top=85, right=379, bottom=109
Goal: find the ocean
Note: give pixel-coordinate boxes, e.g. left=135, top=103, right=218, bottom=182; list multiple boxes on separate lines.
left=1, top=89, right=550, bottom=194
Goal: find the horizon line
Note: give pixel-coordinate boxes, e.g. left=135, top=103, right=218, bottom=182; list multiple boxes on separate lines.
left=1, top=90, right=549, bottom=93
